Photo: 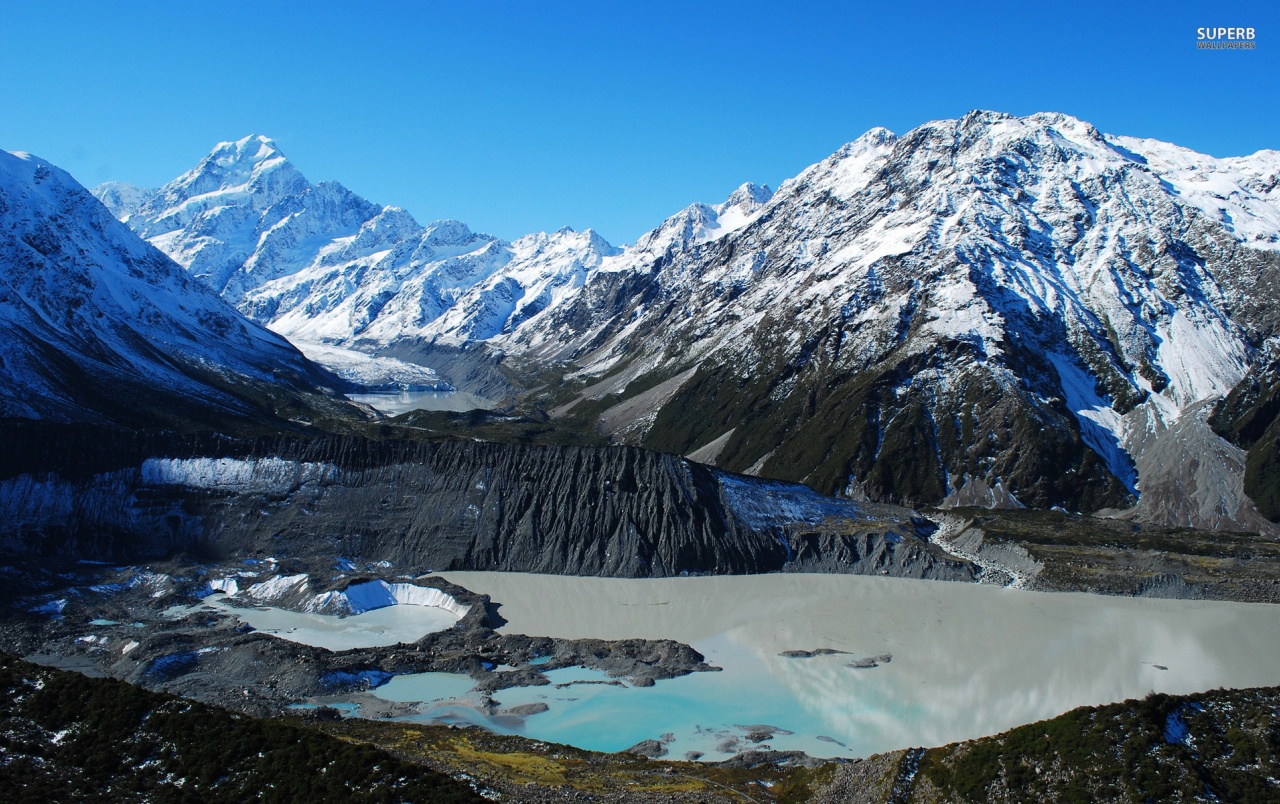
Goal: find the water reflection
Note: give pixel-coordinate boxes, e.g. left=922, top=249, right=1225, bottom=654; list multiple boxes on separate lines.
left=381, top=572, right=1280, bottom=758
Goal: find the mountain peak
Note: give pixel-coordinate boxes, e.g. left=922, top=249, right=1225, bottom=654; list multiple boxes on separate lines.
left=718, top=182, right=774, bottom=212
left=581, top=227, right=616, bottom=252
left=145, top=135, right=310, bottom=228
left=926, top=110, right=1108, bottom=149
left=832, top=127, right=897, bottom=162
left=176, top=134, right=298, bottom=196
left=0, top=148, right=343, bottom=429
left=91, top=180, right=154, bottom=220
left=209, top=134, right=284, bottom=165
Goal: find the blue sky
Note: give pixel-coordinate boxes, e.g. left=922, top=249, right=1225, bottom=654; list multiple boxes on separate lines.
left=2, top=0, right=1275, bottom=243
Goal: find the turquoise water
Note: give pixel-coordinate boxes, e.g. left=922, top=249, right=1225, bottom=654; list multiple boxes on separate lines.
left=367, top=571, right=1280, bottom=761
left=376, top=672, right=477, bottom=705
left=380, top=638, right=907, bottom=759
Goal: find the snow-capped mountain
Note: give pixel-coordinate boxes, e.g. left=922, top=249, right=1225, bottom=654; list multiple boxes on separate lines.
left=94, top=115, right=1280, bottom=529
left=95, top=136, right=622, bottom=351
left=501, top=112, right=1280, bottom=528
left=0, top=149, right=351, bottom=430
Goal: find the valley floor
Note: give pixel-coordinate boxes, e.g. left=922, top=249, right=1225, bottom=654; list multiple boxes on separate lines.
left=5, top=554, right=1280, bottom=776
left=3, top=653, right=1277, bottom=802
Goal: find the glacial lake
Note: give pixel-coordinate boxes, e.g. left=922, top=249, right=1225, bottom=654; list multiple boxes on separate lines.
left=346, top=390, right=495, bottom=415
left=371, top=572, right=1280, bottom=761
left=199, top=595, right=460, bottom=651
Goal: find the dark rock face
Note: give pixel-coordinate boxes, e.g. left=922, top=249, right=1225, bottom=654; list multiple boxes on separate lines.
left=0, top=426, right=973, bottom=581
left=1211, top=344, right=1280, bottom=521
left=637, top=339, right=1132, bottom=511
left=623, top=740, right=668, bottom=758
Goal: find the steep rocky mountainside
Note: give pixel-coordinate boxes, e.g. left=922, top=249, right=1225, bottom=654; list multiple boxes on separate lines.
left=0, top=150, right=356, bottom=432
left=502, top=113, right=1280, bottom=525
left=1211, top=340, right=1280, bottom=520
left=0, top=425, right=961, bottom=580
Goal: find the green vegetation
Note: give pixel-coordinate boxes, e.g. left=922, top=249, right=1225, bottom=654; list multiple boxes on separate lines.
left=315, top=717, right=792, bottom=801
left=0, top=655, right=480, bottom=803
left=916, top=689, right=1280, bottom=803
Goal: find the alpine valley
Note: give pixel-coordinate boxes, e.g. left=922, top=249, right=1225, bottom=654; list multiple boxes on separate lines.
left=93, top=112, right=1280, bottom=530
left=3, top=111, right=1280, bottom=803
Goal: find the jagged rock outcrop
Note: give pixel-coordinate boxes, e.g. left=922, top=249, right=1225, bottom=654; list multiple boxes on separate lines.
left=0, top=426, right=969, bottom=580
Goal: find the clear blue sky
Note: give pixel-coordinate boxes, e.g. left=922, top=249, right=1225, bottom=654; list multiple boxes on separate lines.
left=2, top=0, right=1275, bottom=243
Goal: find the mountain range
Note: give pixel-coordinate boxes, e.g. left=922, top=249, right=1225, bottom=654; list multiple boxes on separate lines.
left=0, top=149, right=353, bottom=432
left=88, top=112, right=1280, bottom=531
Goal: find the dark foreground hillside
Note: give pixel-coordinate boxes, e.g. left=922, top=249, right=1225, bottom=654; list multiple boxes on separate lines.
left=0, top=654, right=481, bottom=803
left=903, top=688, right=1280, bottom=803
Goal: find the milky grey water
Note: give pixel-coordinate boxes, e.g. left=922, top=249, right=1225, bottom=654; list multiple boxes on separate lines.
left=198, top=596, right=460, bottom=651
left=372, top=572, right=1280, bottom=760
left=346, top=390, right=495, bottom=415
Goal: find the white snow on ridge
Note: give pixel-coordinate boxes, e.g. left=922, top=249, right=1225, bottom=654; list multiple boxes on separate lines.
left=0, top=148, right=328, bottom=423
left=94, top=142, right=787, bottom=352
left=1110, top=135, right=1280, bottom=249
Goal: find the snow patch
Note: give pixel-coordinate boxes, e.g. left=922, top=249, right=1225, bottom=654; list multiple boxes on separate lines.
left=311, top=580, right=469, bottom=617
left=293, top=341, right=450, bottom=392
left=1047, top=354, right=1137, bottom=493
left=200, top=577, right=239, bottom=597
left=245, top=573, right=310, bottom=601
left=28, top=598, right=67, bottom=616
